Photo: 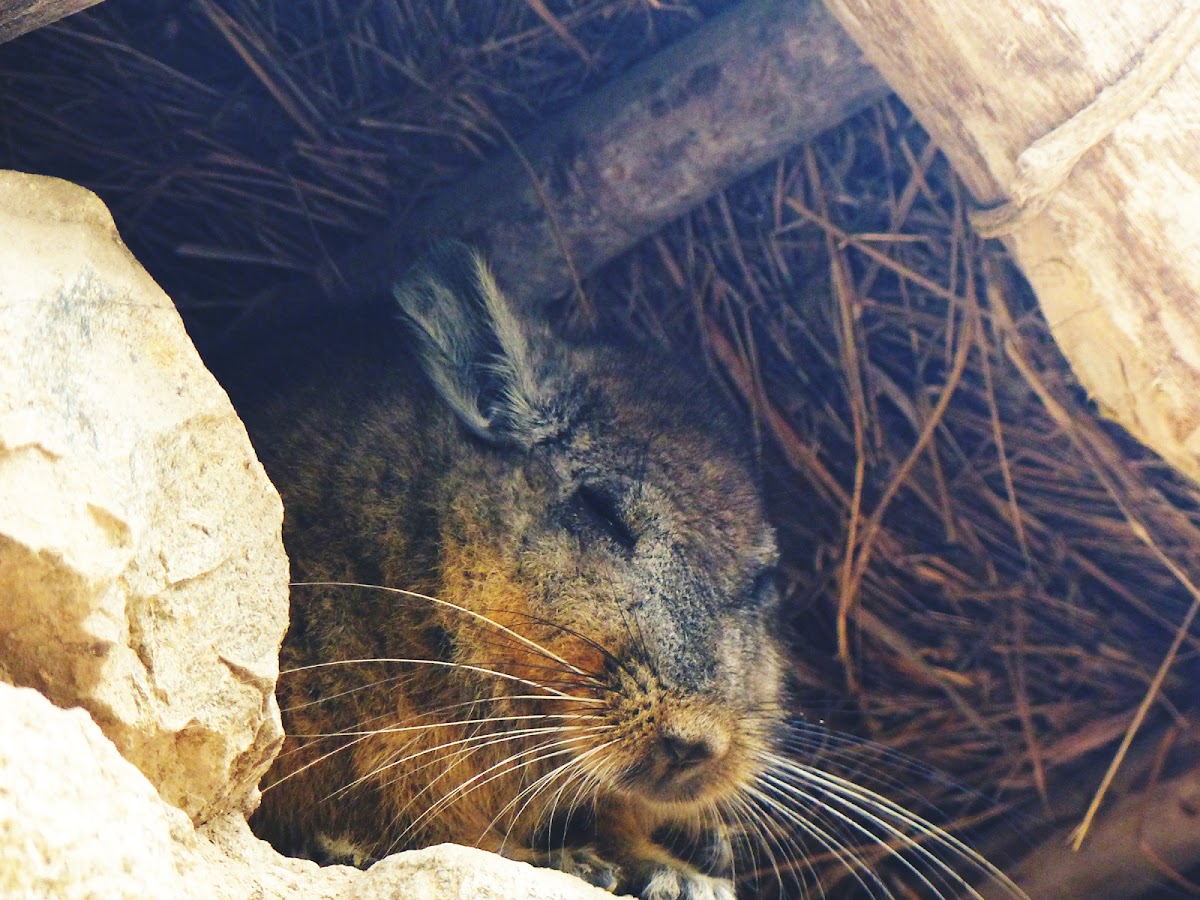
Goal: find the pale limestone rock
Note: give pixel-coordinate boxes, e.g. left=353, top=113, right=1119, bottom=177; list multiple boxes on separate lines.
left=0, top=683, right=354, bottom=900
left=0, top=683, right=190, bottom=898
left=822, top=0, right=1200, bottom=484
left=193, top=813, right=356, bottom=900
left=0, top=685, right=612, bottom=900
left=0, top=171, right=611, bottom=899
left=0, top=170, right=289, bottom=824
left=343, top=844, right=619, bottom=900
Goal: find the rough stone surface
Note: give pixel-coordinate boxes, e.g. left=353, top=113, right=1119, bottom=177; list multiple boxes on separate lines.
left=0, top=684, right=187, bottom=898
left=0, top=169, right=289, bottom=823
left=343, top=845, right=617, bottom=900
left=0, top=685, right=614, bottom=899
left=0, top=683, right=352, bottom=899
left=822, top=0, right=1200, bottom=484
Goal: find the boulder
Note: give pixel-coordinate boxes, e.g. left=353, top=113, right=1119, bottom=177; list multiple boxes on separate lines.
left=0, top=170, right=610, bottom=899
left=0, top=170, right=289, bottom=824
left=342, top=845, right=617, bottom=900
left=0, top=683, right=191, bottom=898
left=0, top=682, right=356, bottom=899
left=0, top=684, right=613, bottom=899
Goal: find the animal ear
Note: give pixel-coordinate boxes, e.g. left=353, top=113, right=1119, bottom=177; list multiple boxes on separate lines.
left=393, top=241, right=573, bottom=447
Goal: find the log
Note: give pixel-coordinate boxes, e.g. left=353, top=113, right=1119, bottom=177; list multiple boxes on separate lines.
left=0, top=0, right=102, bottom=43
left=222, top=0, right=888, bottom=345
left=820, top=0, right=1200, bottom=484
left=988, top=764, right=1200, bottom=900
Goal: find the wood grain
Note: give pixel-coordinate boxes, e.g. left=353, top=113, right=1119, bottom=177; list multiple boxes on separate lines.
left=822, top=0, right=1200, bottom=485
left=1, top=0, right=102, bottom=43
left=222, top=0, right=889, bottom=345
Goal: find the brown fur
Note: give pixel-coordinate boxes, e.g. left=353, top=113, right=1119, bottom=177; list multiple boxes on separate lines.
left=243, top=243, right=784, bottom=899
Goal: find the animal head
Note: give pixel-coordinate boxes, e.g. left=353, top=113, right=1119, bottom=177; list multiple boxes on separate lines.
left=394, top=241, right=785, bottom=813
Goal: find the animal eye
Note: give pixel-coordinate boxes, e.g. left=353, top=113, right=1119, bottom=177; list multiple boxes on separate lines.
left=571, top=484, right=637, bottom=551
left=749, top=568, right=782, bottom=608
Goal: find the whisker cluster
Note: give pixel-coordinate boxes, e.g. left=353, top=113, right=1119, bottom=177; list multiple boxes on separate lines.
left=264, top=581, right=1025, bottom=898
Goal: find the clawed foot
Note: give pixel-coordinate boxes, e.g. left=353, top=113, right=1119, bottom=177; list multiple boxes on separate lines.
left=532, top=823, right=736, bottom=899
left=623, top=827, right=736, bottom=900
left=307, top=831, right=378, bottom=868
left=543, top=845, right=620, bottom=891
left=629, top=864, right=736, bottom=900
left=539, top=842, right=735, bottom=900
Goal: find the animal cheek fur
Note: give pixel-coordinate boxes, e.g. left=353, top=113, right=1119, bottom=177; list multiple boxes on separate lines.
left=437, top=540, right=611, bottom=695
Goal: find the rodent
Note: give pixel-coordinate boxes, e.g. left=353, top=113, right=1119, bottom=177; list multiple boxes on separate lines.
left=240, top=243, right=1026, bottom=900
left=244, top=241, right=784, bottom=900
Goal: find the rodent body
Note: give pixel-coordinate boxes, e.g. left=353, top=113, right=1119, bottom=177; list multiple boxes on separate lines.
left=245, top=243, right=784, bottom=899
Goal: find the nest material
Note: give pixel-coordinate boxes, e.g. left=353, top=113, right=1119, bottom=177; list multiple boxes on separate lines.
left=3, top=0, right=1199, bottom=893
left=581, top=111, right=1200, bottom=883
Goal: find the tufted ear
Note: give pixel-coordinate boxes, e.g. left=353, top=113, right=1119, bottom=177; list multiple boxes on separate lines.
left=393, top=241, right=574, bottom=447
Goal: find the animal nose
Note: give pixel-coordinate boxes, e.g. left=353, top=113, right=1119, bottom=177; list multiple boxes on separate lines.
left=660, top=729, right=722, bottom=771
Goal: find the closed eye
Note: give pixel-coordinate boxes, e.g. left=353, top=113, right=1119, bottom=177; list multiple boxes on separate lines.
left=748, top=567, right=782, bottom=610
left=572, top=484, right=637, bottom=551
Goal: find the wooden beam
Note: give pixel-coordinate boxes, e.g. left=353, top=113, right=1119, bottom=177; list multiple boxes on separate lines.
left=821, top=0, right=1200, bottom=485
left=222, top=0, right=888, bottom=345
left=1, top=0, right=103, bottom=43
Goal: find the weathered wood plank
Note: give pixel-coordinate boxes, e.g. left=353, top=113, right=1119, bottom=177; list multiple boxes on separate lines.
left=1, top=0, right=102, bottom=43
left=822, top=0, right=1200, bottom=485
left=223, top=0, right=888, bottom=344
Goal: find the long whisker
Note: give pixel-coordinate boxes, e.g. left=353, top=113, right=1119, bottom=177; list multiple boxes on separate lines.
left=288, top=690, right=605, bottom=744
left=493, top=755, right=584, bottom=850
left=464, top=629, right=612, bottom=687
left=758, top=777, right=945, bottom=897
left=783, top=724, right=1020, bottom=851
left=490, top=742, right=614, bottom=856
left=281, top=655, right=605, bottom=704
left=535, top=755, right=605, bottom=857
left=280, top=669, right=420, bottom=712
left=393, top=734, right=611, bottom=853
left=261, top=728, right=377, bottom=792
left=776, top=755, right=1012, bottom=892
left=760, top=768, right=954, bottom=897
left=745, top=781, right=893, bottom=898
left=498, top=608, right=636, bottom=681
left=264, top=692, right=455, bottom=790
left=433, top=732, right=611, bottom=826
left=270, top=698, right=500, bottom=773
left=722, top=792, right=796, bottom=899
left=599, top=566, right=656, bottom=677
left=781, top=724, right=984, bottom=809
left=272, top=685, right=601, bottom=790
left=291, top=710, right=603, bottom=739
left=403, top=693, right=603, bottom=722
left=342, top=724, right=607, bottom=803
left=761, top=753, right=1027, bottom=898
left=292, top=580, right=595, bottom=679
left=377, top=722, right=608, bottom=819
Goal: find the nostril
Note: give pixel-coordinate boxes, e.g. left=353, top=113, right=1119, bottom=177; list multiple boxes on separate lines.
left=660, top=731, right=717, bottom=770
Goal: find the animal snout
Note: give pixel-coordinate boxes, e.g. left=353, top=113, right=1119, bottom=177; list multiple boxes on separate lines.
left=657, top=721, right=730, bottom=773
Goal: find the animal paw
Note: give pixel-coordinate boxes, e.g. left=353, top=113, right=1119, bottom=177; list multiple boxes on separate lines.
left=545, top=846, right=620, bottom=891
left=621, top=826, right=737, bottom=899
left=634, top=864, right=736, bottom=900
left=307, top=832, right=378, bottom=868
